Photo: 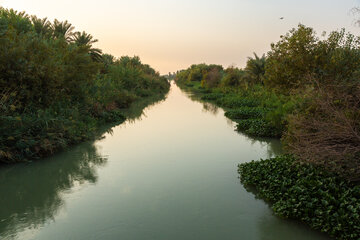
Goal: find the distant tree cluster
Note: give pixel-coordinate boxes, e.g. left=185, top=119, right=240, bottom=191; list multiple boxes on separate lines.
left=176, top=54, right=265, bottom=89
left=163, top=72, right=177, bottom=80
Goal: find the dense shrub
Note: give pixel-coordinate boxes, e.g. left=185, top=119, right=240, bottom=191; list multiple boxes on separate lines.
left=201, top=68, right=223, bottom=88
left=187, top=66, right=203, bottom=82
left=224, top=107, right=265, bottom=120
left=176, top=66, right=286, bottom=138
left=238, top=155, right=360, bottom=240
left=0, top=8, right=170, bottom=163
left=284, top=80, right=360, bottom=181
left=221, top=67, right=245, bottom=87
left=236, top=119, right=281, bottom=137
left=215, top=95, right=260, bottom=108
left=0, top=105, right=124, bottom=161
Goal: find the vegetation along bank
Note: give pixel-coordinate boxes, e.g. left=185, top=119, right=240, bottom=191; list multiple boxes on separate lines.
left=175, top=24, right=360, bottom=239
left=0, top=8, right=170, bottom=163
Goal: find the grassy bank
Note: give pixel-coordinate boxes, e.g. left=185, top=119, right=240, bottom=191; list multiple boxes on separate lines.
left=175, top=24, right=360, bottom=239
left=0, top=8, right=170, bottom=163
left=176, top=81, right=292, bottom=138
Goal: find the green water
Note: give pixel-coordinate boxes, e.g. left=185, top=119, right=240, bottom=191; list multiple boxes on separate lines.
left=0, top=82, right=331, bottom=240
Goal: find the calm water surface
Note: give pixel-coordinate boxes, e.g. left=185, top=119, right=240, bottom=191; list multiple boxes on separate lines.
left=0, top=82, right=331, bottom=240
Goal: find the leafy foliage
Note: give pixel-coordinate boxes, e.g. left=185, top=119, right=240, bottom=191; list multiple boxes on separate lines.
left=224, top=107, right=265, bottom=120
left=215, top=95, right=260, bottom=108
left=201, top=67, right=223, bottom=88
left=73, top=31, right=103, bottom=62
left=220, top=67, right=245, bottom=87
left=0, top=8, right=170, bottom=163
left=264, top=24, right=360, bottom=92
left=236, top=119, right=281, bottom=138
left=238, top=155, right=360, bottom=240
left=52, top=19, right=74, bottom=42
left=176, top=65, right=286, bottom=138
left=245, top=53, right=266, bottom=85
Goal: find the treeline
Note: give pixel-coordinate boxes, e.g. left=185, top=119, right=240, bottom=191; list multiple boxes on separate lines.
left=0, top=8, right=170, bottom=163
left=176, top=24, right=360, bottom=182
left=176, top=24, right=360, bottom=239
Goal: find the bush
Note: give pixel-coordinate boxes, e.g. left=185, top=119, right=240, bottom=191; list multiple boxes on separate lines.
left=224, top=107, right=265, bottom=120
left=215, top=95, right=260, bottom=108
left=201, top=67, right=222, bottom=88
left=236, top=119, right=281, bottom=137
left=221, top=67, right=245, bottom=87
left=284, top=80, right=360, bottom=181
left=187, top=66, right=203, bottom=82
left=238, top=155, right=360, bottom=240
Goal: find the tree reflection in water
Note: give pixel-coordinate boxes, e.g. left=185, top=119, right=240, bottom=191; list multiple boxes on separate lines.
left=184, top=89, right=283, bottom=158
left=0, top=142, right=107, bottom=239
left=0, top=92, right=169, bottom=240
left=202, top=102, right=219, bottom=115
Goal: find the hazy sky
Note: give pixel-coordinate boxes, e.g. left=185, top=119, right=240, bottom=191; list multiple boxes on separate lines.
left=1, top=0, right=360, bottom=73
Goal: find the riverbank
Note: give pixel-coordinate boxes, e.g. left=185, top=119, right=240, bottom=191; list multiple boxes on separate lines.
left=0, top=8, right=170, bottom=163
left=175, top=79, right=360, bottom=240
left=175, top=80, right=285, bottom=138
left=174, top=24, right=360, bottom=240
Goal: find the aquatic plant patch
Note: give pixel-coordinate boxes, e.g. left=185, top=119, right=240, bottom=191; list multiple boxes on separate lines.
left=235, top=119, right=281, bottom=137
left=238, top=155, right=360, bottom=240
left=224, top=107, right=266, bottom=120
left=215, top=96, right=260, bottom=108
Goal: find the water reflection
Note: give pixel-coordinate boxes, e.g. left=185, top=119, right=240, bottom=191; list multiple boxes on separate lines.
left=202, top=102, right=219, bottom=115
left=179, top=85, right=283, bottom=158
left=0, top=83, right=331, bottom=240
left=244, top=136, right=283, bottom=158
left=0, top=142, right=106, bottom=239
left=0, top=94, right=168, bottom=240
left=121, top=92, right=169, bottom=124
left=256, top=211, right=332, bottom=240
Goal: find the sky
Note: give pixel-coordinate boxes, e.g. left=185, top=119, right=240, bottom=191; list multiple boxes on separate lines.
left=1, top=0, right=360, bottom=74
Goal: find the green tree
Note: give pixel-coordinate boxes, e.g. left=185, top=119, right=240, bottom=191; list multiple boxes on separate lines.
left=31, top=16, right=52, bottom=38
left=0, top=8, right=32, bottom=34
left=221, top=67, right=245, bottom=87
left=265, top=24, right=360, bottom=92
left=52, top=19, right=74, bottom=42
left=187, top=67, right=202, bottom=82
left=264, top=24, right=318, bottom=91
left=201, top=66, right=223, bottom=88
left=245, top=52, right=266, bottom=85
left=73, top=31, right=102, bottom=61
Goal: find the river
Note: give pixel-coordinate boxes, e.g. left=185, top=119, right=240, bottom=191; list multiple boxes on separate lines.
left=0, top=82, right=330, bottom=240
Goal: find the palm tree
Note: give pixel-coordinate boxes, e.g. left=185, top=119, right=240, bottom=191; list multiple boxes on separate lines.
left=245, top=53, right=266, bottom=85
left=31, top=16, right=52, bottom=38
left=0, top=8, right=32, bottom=33
left=52, top=19, right=74, bottom=42
left=73, top=31, right=102, bottom=62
